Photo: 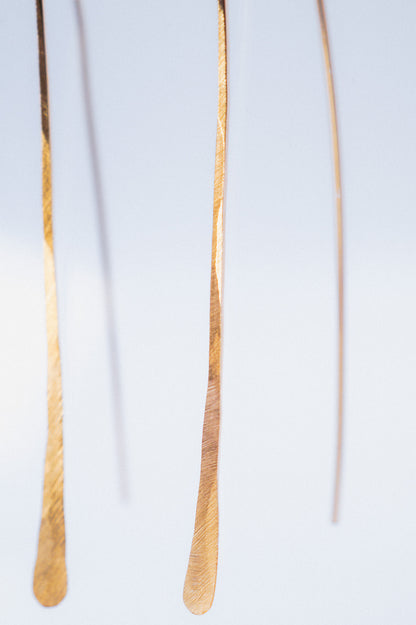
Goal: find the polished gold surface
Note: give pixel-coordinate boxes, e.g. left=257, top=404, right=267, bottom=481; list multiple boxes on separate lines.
left=33, top=0, right=67, bottom=607
left=316, top=0, right=344, bottom=523
left=183, top=0, right=227, bottom=615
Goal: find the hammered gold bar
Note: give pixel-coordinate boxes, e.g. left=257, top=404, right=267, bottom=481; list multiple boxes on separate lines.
left=183, top=0, right=227, bottom=615
left=33, top=0, right=67, bottom=606
left=316, top=0, right=344, bottom=523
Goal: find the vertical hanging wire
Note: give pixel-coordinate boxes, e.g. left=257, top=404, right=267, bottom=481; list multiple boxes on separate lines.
left=74, top=0, right=128, bottom=499
left=183, top=0, right=228, bottom=615
left=33, top=0, right=67, bottom=606
left=316, top=0, right=344, bottom=523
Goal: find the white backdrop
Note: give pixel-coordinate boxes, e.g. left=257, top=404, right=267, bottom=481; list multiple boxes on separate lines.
left=0, top=1, right=416, bottom=623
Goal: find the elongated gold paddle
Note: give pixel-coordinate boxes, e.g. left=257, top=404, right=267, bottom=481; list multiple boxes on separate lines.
left=316, top=0, right=344, bottom=523
left=183, top=0, right=227, bottom=615
left=33, top=0, right=67, bottom=606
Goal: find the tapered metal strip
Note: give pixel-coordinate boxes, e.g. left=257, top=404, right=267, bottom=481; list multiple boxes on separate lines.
left=33, top=0, right=67, bottom=606
left=183, top=0, right=227, bottom=614
left=183, top=0, right=227, bottom=615
left=74, top=0, right=128, bottom=499
left=316, top=0, right=344, bottom=523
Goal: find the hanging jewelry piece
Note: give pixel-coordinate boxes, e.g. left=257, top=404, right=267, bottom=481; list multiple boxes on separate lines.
left=33, top=0, right=67, bottom=606
left=316, top=0, right=344, bottom=523
left=74, top=0, right=128, bottom=499
left=183, top=0, right=227, bottom=615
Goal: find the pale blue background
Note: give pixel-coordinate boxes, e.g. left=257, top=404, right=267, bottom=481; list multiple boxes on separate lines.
left=0, top=1, right=416, bottom=623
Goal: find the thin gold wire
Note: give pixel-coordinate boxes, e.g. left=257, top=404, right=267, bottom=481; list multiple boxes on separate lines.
left=33, top=0, right=67, bottom=606
left=183, top=0, right=227, bottom=615
left=316, top=0, right=344, bottom=524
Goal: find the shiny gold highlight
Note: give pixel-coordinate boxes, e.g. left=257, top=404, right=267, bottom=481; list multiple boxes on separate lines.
left=183, top=0, right=227, bottom=615
left=33, top=0, right=67, bottom=606
left=316, top=0, right=344, bottom=524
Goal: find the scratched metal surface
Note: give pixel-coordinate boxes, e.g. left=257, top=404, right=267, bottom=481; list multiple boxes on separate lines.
left=183, top=0, right=227, bottom=615
left=0, top=1, right=415, bottom=624
left=33, top=0, right=67, bottom=607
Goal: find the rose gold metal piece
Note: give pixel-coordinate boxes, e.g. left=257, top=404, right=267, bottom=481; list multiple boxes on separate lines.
left=33, top=0, right=67, bottom=606
left=316, top=0, right=344, bottom=523
left=74, top=0, right=128, bottom=500
left=183, top=0, right=227, bottom=615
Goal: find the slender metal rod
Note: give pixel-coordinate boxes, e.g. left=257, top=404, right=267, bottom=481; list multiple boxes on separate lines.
left=183, top=0, right=227, bottom=614
left=33, top=0, right=67, bottom=606
left=316, top=0, right=344, bottom=524
left=74, top=0, right=128, bottom=499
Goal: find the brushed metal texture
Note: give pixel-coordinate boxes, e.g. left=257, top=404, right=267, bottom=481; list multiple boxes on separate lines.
left=33, top=0, right=67, bottom=607
left=183, top=0, right=227, bottom=615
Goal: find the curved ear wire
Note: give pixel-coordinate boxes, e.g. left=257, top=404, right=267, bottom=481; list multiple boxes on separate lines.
left=74, top=0, right=129, bottom=500
left=183, top=0, right=228, bottom=615
left=33, top=0, right=67, bottom=606
left=316, top=0, right=345, bottom=524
